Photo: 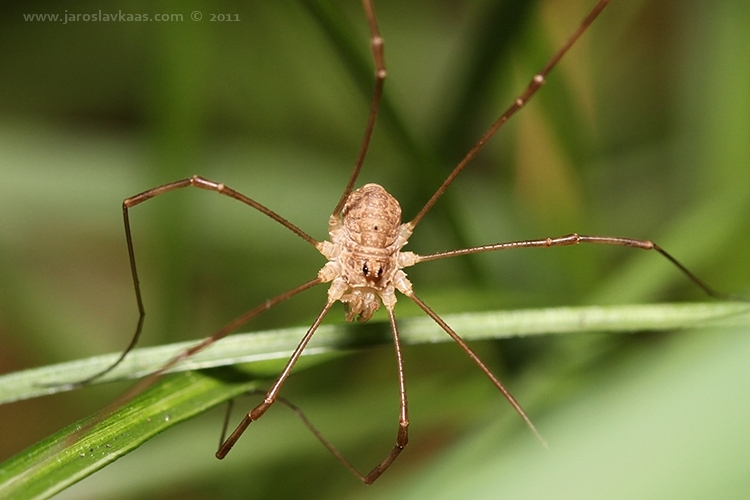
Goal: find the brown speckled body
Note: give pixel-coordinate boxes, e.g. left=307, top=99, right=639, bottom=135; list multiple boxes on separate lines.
left=342, top=183, right=402, bottom=248
left=316, top=184, right=417, bottom=321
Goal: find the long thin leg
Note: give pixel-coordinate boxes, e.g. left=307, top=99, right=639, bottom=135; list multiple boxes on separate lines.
left=92, top=278, right=323, bottom=417
left=125, top=175, right=319, bottom=246
left=408, top=0, right=611, bottom=229
left=414, top=233, right=731, bottom=300
left=331, top=0, right=387, bottom=217
left=406, top=291, right=547, bottom=447
left=58, top=277, right=323, bottom=451
left=356, top=305, right=409, bottom=484
left=221, top=306, right=410, bottom=484
left=216, top=299, right=336, bottom=459
left=67, top=175, right=321, bottom=387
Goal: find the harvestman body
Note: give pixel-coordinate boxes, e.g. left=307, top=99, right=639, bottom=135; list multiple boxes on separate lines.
left=75, top=0, right=726, bottom=485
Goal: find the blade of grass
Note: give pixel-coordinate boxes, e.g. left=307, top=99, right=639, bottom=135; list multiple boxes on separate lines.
left=1, top=302, right=747, bottom=405
left=0, top=366, right=266, bottom=500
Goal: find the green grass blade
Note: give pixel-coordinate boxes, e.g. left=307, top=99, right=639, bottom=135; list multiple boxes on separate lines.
left=0, top=367, right=262, bottom=500
left=1, top=302, right=747, bottom=405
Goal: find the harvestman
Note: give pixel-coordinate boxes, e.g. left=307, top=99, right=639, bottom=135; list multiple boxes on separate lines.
left=74, top=0, right=726, bottom=485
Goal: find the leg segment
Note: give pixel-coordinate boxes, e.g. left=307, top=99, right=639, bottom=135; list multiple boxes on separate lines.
left=356, top=305, right=410, bottom=484
left=93, top=278, right=322, bottom=419
left=124, top=175, right=319, bottom=246
left=407, top=291, right=547, bottom=447
left=216, top=305, right=410, bottom=485
left=408, top=0, right=611, bottom=229
left=414, top=233, right=729, bottom=300
left=68, top=175, right=320, bottom=387
left=216, top=299, right=336, bottom=459
left=332, top=0, right=388, bottom=217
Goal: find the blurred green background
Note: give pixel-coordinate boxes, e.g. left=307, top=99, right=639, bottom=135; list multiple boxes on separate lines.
left=1, top=0, right=749, bottom=498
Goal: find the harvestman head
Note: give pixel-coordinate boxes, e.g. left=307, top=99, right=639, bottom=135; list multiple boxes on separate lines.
left=69, top=0, right=728, bottom=485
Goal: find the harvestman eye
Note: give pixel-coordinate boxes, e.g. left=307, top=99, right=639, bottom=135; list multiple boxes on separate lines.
left=65, top=0, right=731, bottom=485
